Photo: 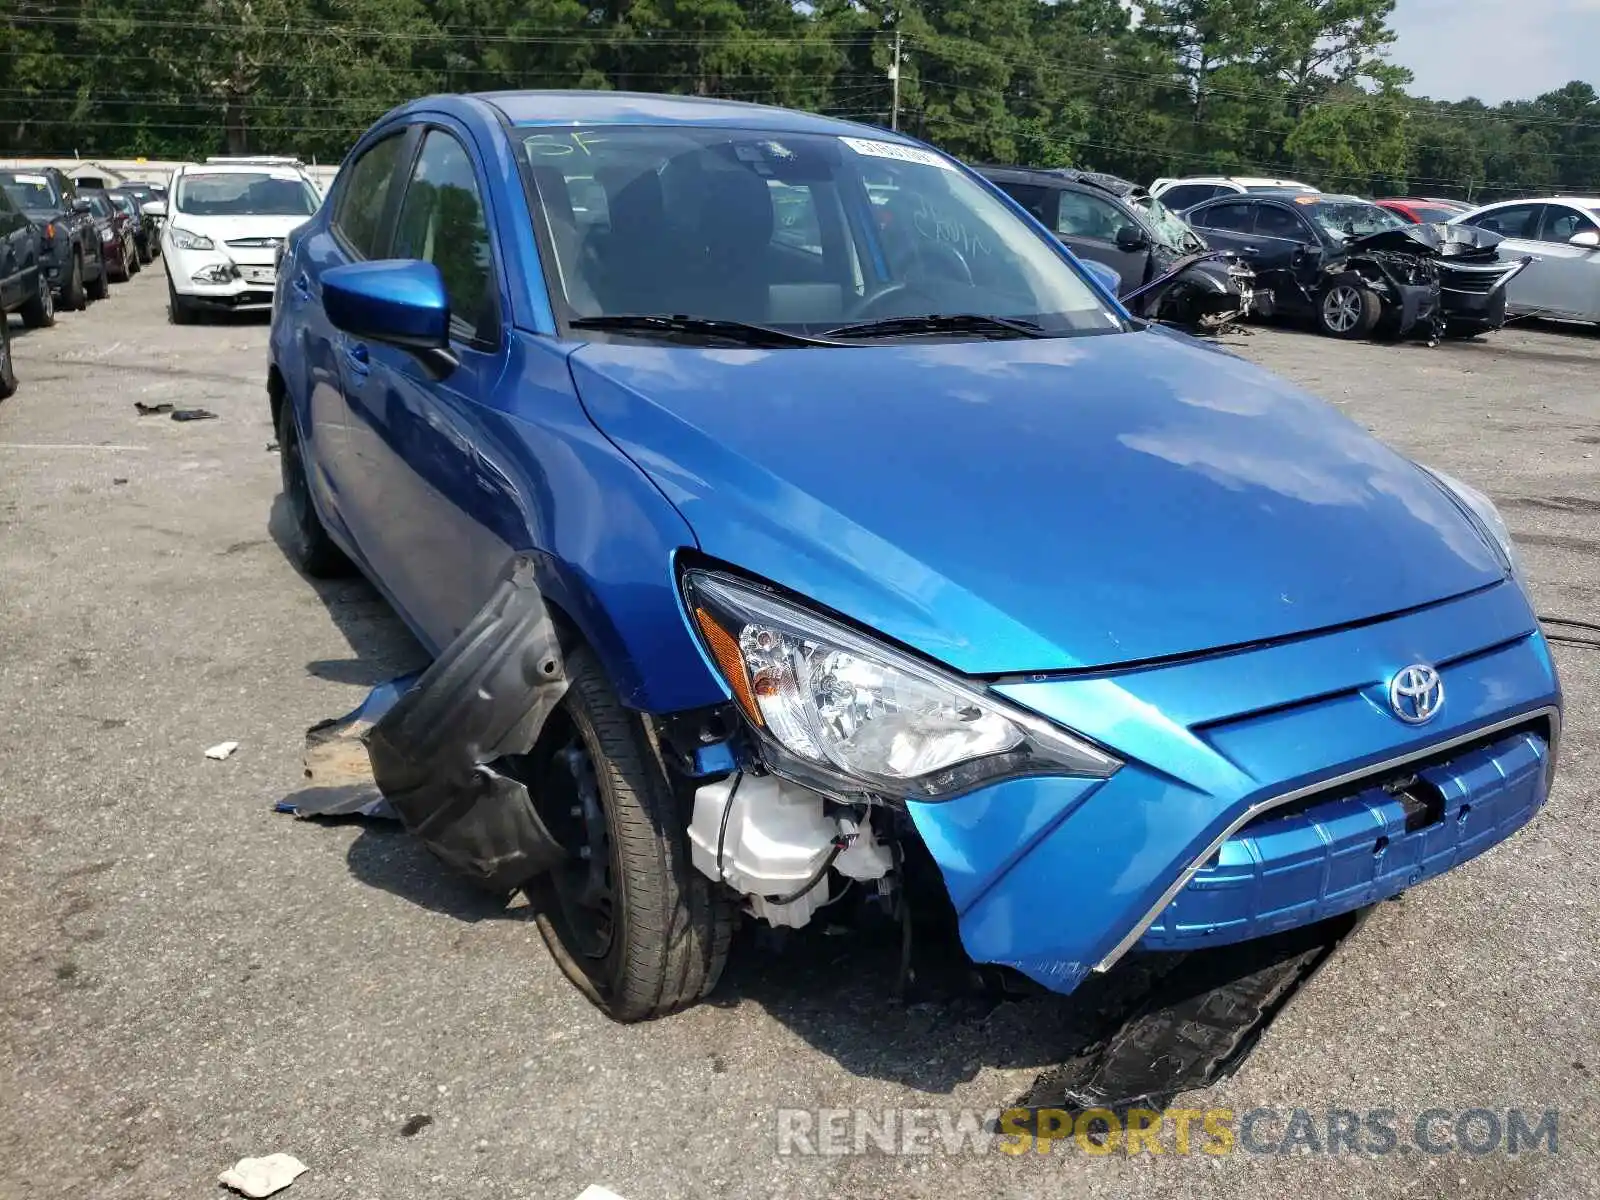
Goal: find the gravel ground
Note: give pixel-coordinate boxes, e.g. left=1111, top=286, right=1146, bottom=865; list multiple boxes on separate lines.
left=1, top=273, right=1595, bottom=1200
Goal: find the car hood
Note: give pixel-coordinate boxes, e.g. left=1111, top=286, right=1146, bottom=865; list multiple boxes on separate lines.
left=1347, top=223, right=1504, bottom=259
left=569, top=330, right=1506, bottom=674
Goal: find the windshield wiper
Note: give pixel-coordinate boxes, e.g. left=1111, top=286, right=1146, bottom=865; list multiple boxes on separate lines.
left=568, top=314, right=845, bottom=348
left=822, top=313, right=1048, bottom=340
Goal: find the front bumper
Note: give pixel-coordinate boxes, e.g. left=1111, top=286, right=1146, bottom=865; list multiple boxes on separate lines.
left=165, top=243, right=277, bottom=307
left=906, top=581, right=1560, bottom=994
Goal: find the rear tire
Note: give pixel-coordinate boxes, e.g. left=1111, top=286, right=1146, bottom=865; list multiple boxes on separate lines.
left=20, top=279, right=55, bottom=328
left=0, top=317, right=17, bottom=400
left=1317, top=273, right=1381, bottom=339
left=276, top=402, right=352, bottom=578
left=530, top=645, right=734, bottom=1022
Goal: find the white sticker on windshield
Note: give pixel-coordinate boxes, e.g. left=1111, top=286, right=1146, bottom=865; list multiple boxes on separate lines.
left=839, top=137, right=954, bottom=171
left=12, top=174, right=48, bottom=185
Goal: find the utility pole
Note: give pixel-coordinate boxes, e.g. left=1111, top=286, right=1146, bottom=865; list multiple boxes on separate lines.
left=889, top=26, right=902, bottom=132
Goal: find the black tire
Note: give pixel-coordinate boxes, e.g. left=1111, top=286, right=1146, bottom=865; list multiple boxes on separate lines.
left=20, top=277, right=55, bottom=328
left=530, top=645, right=734, bottom=1022
left=0, top=317, right=17, bottom=400
left=276, top=402, right=352, bottom=578
left=1316, top=273, right=1381, bottom=339
left=136, top=239, right=152, bottom=265
left=127, top=243, right=141, bottom=276
left=167, top=274, right=197, bottom=325
left=87, top=252, right=110, bottom=301
left=62, top=252, right=87, bottom=311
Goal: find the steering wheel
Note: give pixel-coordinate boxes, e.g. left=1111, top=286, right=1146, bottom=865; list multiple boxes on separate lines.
left=850, top=242, right=975, bottom=320
left=917, top=240, right=974, bottom=286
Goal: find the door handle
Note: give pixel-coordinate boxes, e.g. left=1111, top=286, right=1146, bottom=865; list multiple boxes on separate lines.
left=344, top=342, right=370, bottom=377
left=1241, top=246, right=1260, bottom=254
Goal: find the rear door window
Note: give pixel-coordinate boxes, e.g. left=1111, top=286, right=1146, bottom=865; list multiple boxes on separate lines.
left=333, top=133, right=408, bottom=259
left=1159, top=184, right=1222, bottom=211
left=995, top=181, right=1055, bottom=226
left=1466, top=204, right=1543, bottom=240
left=1254, top=205, right=1309, bottom=240
left=1190, top=201, right=1255, bottom=233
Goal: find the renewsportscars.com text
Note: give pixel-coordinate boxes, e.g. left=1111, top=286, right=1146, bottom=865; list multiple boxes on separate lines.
left=775, top=1106, right=1559, bottom=1158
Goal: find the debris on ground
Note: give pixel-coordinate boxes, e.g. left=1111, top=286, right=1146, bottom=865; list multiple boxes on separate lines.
left=171, top=407, right=218, bottom=422
left=574, top=1188, right=630, bottom=1200
left=112, top=477, right=128, bottom=485
left=266, top=440, right=280, bottom=453
left=1010, top=912, right=1364, bottom=1125
left=205, top=740, right=240, bottom=760
left=399, top=1114, right=433, bottom=1137
left=217, top=1153, right=307, bottom=1198
left=133, top=401, right=173, bottom=416
left=275, top=675, right=417, bottom=820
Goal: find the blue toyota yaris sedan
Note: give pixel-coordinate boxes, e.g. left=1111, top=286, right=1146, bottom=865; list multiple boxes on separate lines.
left=269, top=91, right=1561, bottom=1022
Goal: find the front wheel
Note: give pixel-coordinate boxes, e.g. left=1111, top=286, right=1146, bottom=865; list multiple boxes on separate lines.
left=87, top=254, right=110, bottom=301
left=167, top=275, right=197, bottom=325
left=62, top=252, right=87, bottom=311
left=529, top=645, right=733, bottom=1022
left=1317, top=273, right=1381, bottom=339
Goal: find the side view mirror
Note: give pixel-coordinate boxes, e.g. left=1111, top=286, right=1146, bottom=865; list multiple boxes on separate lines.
left=142, top=199, right=167, bottom=218
left=1569, top=228, right=1600, bottom=248
left=324, top=259, right=454, bottom=368
left=1115, top=223, right=1148, bottom=252
left=72, top=198, right=92, bottom=214
left=1081, top=258, right=1123, bottom=296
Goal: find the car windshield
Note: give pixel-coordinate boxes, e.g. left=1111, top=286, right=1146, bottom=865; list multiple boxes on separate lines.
left=1131, top=193, right=1204, bottom=252
left=520, top=125, right=1124, bottom=339
left=1, top=174, right=60, bottom=211
left=174, top=171, right=318, bottom=217
left=1310, top=200, right=1406, bottom=238
left=111, top=195, right=136, bottom=215
left=88, top=195, right=112, bottom=217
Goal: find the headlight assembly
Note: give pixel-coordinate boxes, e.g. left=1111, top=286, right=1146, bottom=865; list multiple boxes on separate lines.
left=169, top=226, right=215, bottom=251
left=1422, top=466, right=1525, bottom=585
left=683, top=571, right=1119, bottom=801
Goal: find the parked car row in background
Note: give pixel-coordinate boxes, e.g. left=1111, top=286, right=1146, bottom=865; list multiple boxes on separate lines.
left=0, top=166, right=167, bottom=398
left=1148, top=174, right=1600, bottom=335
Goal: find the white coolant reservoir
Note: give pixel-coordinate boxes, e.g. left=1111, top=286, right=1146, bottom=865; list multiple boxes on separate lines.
left=688, top=773, right=889, bottom=928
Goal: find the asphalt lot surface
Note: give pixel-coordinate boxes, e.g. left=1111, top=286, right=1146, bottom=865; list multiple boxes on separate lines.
left=1, top=272, right=1596, bottom=1200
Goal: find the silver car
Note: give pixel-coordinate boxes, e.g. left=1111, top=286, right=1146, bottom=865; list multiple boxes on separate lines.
left=1451, top=197, right=1600, bottom=324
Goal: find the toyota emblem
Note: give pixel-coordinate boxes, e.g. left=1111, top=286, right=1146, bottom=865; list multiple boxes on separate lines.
left=1388, top=664, right=1444, bottom=725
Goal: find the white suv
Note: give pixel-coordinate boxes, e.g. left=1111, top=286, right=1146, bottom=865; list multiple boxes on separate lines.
left=155, top=157, right=321, bottom=324
left=1150, top=176, right=1319, bottom=213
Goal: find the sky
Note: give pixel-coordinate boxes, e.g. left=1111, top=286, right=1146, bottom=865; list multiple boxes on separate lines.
left=1387, top=0, right=1600, bottom=104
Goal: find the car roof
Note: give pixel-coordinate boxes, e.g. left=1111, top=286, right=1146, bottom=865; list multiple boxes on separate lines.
left=1472, top=195, right=1600, bottom=208
left=977, top=163, right=1141, bottom=199
left=1159, top=175, right=1312, bottom=187
left=467, top=89, right=910, bottom=141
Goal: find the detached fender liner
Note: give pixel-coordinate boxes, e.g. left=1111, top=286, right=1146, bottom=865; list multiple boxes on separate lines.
left=364, top=555, right=572, bottom=892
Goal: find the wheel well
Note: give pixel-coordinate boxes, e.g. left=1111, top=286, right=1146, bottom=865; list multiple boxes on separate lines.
left=267, top=364, right=286, bottom=433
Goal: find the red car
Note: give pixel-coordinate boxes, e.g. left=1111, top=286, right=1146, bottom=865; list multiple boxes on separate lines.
left=1376, top=198, right=1472, bottom=224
